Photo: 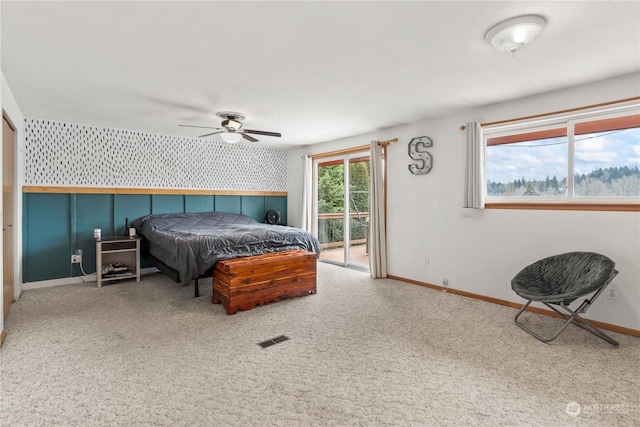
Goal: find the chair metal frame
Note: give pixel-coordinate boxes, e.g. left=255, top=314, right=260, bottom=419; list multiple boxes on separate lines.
left=514, top=269, right=619, bottom=346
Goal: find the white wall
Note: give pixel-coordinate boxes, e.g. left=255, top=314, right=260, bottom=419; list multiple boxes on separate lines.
left=287, top=73, right=640, bottom=331
left=1, top=71, right=26, bottom=337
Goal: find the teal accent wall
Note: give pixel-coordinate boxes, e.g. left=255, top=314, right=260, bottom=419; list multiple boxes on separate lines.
left=215, top=195, right=241, bottom=214
left=151, top=195, right=183, bottom=215
left=115, top=195, right=152, bottom=236
left=185, top=195, right=214, bottom=213
left=22, top=193, right=288, bottom=283
left=77, top=194, right=113, bottom=276
left=23, top=194, right=72, bottom=282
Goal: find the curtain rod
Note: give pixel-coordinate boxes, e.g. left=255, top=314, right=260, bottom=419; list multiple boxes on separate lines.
left=307, top=138, right=399, bottom=160
left=459, top=96, right=640, bottom=131
left=378, top=138, right=398, bottom=146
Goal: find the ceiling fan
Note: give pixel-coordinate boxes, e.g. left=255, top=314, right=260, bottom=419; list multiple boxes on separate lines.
left=179, top=111, right=281, bottom=143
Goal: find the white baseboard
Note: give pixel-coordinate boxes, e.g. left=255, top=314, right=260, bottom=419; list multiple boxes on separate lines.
left=21, top=267, right=160, bottom=290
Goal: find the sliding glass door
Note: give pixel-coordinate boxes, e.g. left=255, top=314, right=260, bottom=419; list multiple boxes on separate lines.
left=314, top=151, right=369, bottom=270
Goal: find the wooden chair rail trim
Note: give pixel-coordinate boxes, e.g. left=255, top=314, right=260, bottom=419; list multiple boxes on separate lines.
left=484, top=202, right=640, bottom=212
left=387, top=274, right=640, bottom=338
left=22, top=186, right=287, bottom=196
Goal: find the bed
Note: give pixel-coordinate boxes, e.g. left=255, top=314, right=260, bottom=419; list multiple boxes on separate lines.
left=131, top=211, right=320, bottom=297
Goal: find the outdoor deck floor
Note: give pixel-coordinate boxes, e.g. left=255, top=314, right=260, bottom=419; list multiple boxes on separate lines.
left=320, top=244, right=369, bottom=268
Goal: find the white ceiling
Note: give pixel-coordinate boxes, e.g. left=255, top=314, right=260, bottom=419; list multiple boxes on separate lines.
left=2, top=1, right=639, bottom=149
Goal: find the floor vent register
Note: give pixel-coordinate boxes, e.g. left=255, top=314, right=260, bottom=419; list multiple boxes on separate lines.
left=257, top=335, right=290, bottom=349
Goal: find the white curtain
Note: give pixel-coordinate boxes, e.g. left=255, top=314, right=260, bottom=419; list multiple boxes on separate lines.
left=463, top=122, right=485, bottom=209
left=300, top=155, right=312, bottom=231
left=369, top=140, right=387, bottom=278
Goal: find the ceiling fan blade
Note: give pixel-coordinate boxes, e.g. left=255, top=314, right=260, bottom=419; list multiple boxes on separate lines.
left=179, top=124, right=222, bottom=130
left=198, top=131, right=223, bottom=138
left=244, top=129, right=282, bottom=138
left=241, top=133, right=259, bottom=143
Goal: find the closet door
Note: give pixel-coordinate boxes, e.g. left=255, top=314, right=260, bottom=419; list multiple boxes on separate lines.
left=3, top=116, right=16, bottom=321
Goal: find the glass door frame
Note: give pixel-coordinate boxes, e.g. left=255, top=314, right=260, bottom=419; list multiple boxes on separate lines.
left=312, top=150, right=369, bottom=271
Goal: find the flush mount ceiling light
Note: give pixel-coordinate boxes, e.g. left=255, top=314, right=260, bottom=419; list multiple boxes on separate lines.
left=485, top=15, right=546, bottom=55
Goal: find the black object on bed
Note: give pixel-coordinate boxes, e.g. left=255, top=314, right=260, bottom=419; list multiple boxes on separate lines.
left=131, top=211, right=320, bottom=297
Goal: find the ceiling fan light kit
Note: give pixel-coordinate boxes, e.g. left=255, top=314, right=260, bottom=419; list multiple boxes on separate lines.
left=218, top=131, right=243, bottom=144
left=485, top=15, right=546, bottom=55
left=179, top=111, right=281, bottom=143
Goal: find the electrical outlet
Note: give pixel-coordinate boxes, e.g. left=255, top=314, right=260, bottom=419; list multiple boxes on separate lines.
left=607, top=287, right=618, bottom=300
left=71, top=254, right=82, bottom=264
left=423, top=257, right=430, bottom=267
left=443, top=278, right=449, bottom=287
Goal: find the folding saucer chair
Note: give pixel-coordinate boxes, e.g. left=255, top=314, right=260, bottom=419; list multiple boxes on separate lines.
left=511, top=251, right=619, bottom=346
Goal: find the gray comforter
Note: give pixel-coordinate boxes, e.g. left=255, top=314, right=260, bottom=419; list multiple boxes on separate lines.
left=131, top=211, right=320, bottom=285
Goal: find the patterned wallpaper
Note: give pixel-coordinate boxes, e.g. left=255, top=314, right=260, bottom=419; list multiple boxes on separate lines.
left=23, top=118, right=287, bottom=191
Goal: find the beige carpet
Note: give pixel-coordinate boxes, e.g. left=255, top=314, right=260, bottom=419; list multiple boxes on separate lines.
left=1, top=263, right=638, bottom=426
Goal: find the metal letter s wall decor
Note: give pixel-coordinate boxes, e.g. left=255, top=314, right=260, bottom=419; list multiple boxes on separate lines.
left=408, top=136, right=433, bottom=174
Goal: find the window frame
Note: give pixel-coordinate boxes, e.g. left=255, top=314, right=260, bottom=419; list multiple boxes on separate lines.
left=482, top=101, right=640, bottom=211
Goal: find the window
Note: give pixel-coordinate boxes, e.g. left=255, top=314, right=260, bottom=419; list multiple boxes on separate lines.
left=484, top=103, right=640, bottom=205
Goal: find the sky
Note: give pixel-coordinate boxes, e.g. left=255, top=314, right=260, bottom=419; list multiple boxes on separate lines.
left=486, top=128, right=640, bottom=183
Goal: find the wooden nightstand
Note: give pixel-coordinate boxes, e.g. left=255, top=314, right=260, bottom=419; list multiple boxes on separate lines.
left=95, top=236, right=141, bottom=287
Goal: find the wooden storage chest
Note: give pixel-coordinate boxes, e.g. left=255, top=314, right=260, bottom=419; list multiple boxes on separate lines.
left=212, top=250, right=317, bottom=315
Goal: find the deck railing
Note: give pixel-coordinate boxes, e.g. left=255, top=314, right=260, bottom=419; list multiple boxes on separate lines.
left=317, top=212, right=369, bottom=250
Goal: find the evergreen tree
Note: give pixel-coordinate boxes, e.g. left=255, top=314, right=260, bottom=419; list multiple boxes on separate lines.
left=317, top=165, right=344, bottom=214
left=349, top=161, right=370, bottom=214
left=523, top=183, right=538, bottom=196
